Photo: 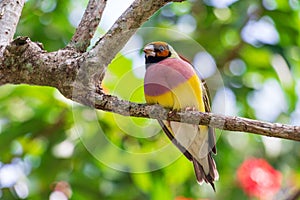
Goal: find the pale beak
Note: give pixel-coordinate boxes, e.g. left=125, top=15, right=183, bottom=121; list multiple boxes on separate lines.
left=143, top=45, right=155, bottom=57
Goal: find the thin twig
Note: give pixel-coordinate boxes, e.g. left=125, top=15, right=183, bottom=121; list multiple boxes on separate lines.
left=67, top=0, right=107, bottom=52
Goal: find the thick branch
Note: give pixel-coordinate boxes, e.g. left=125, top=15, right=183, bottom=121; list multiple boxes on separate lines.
left=1, top=0, right=180, bottom=98
left=0, top=37, right=81, bottom=98
left=92, top=93, right=300, bottom=141
left=67, top=0, right=107, bottom=52
left=0, top=0, right=25, bottom=55
left=84, top=0, right=184, bottom=81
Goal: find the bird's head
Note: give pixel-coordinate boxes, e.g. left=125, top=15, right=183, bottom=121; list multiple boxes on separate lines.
left=143, top=41, right=179, bottom=67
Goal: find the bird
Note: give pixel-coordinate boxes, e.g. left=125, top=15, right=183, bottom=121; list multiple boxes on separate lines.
left=143, top=41, right=219, bottom=191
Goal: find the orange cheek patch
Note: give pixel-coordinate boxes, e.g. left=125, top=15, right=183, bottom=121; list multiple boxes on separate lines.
left=157, top=50, right=169, bottom=57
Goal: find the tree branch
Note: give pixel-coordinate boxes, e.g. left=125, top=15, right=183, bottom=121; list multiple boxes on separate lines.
left=2, top=36, right=298, bottom=141
left=0, top=0, right=299, bottom=142
left=83, top=0, right=184, bottom=83
left=0, top=37, right=81, bottom=98
left=92, top=92, right=300, bottom=141
left=0, top=0, right=25, bottom=55
left=66, top=0, right=107, bottom=52
left=0, top=0, right=183, bottom=99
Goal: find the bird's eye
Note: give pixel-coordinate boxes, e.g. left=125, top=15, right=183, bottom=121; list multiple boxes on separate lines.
left=158, top=46, right=165, bottom=52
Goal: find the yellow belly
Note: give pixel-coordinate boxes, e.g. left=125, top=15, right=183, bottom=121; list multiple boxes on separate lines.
left=145, top=74, right=205, bottom=112
left=145, top=73, right=212, bottom=174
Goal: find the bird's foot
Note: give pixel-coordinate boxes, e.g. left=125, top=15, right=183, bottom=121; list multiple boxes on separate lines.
left=168, top=109, right=178, bottom=118
left=184, top=107, right=197, bottom=111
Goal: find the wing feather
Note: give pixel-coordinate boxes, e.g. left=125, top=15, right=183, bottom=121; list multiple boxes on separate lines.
left=157, top=119, right=193, bottom=161
left=201, top=80, right=217, bottom=154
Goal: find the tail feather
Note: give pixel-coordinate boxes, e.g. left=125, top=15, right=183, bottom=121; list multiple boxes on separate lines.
left=192, top=154, right=218, bottom=192
left=156, top=119, right=219, bottom=191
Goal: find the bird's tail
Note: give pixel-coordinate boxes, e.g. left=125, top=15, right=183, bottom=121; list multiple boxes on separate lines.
left=192, top=153, right=219, bottom=191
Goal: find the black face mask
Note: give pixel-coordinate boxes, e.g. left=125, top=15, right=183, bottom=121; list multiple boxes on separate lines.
left=145, top=51, right=171, bottom=69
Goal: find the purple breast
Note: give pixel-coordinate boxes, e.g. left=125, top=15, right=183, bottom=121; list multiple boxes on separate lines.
left=144, top=58, right=195, bottom=96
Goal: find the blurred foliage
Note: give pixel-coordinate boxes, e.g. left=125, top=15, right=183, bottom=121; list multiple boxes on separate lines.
left=1, top=0, right=300, bottom=199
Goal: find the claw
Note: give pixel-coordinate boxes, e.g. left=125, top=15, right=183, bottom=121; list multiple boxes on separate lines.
left=168, top=109, right=177, bottom=118
left=185, top=106, right=197, bottom=111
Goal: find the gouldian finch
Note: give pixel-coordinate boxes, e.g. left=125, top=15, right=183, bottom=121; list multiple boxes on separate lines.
left=143, top=41, right=219, bottom=190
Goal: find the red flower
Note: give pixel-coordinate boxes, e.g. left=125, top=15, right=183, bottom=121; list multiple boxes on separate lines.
left=237, top=158, right=282, bottom=200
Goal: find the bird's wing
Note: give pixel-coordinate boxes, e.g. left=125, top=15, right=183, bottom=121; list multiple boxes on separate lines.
left=179, top=55, right=217, bottom=155
left=201, top=80, right=217, bottom=154
left=157, top=119, right=193, bottom=161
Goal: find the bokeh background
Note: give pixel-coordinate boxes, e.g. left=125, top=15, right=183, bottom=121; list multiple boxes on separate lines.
left=0, top=0, right=300, bottom=199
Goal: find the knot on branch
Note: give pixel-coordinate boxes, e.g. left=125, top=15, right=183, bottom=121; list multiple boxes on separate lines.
left=11, top=36, right=29, bottom=46
left=8, top=36, right=44, bottom=53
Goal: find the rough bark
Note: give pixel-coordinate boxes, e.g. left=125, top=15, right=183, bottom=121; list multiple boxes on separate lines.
left=93, top=93, right=300, bottom=141
left=84, top=0, right=184, bottom=89
left=67, top=0, right=107, bottom=52
left=0, top=0, right=25, bottom=55
left=0, top=0, right=179, bottom=99
left=89, top=0, right=183, bottom=68
left=0, top=37, right=81, bottom=98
